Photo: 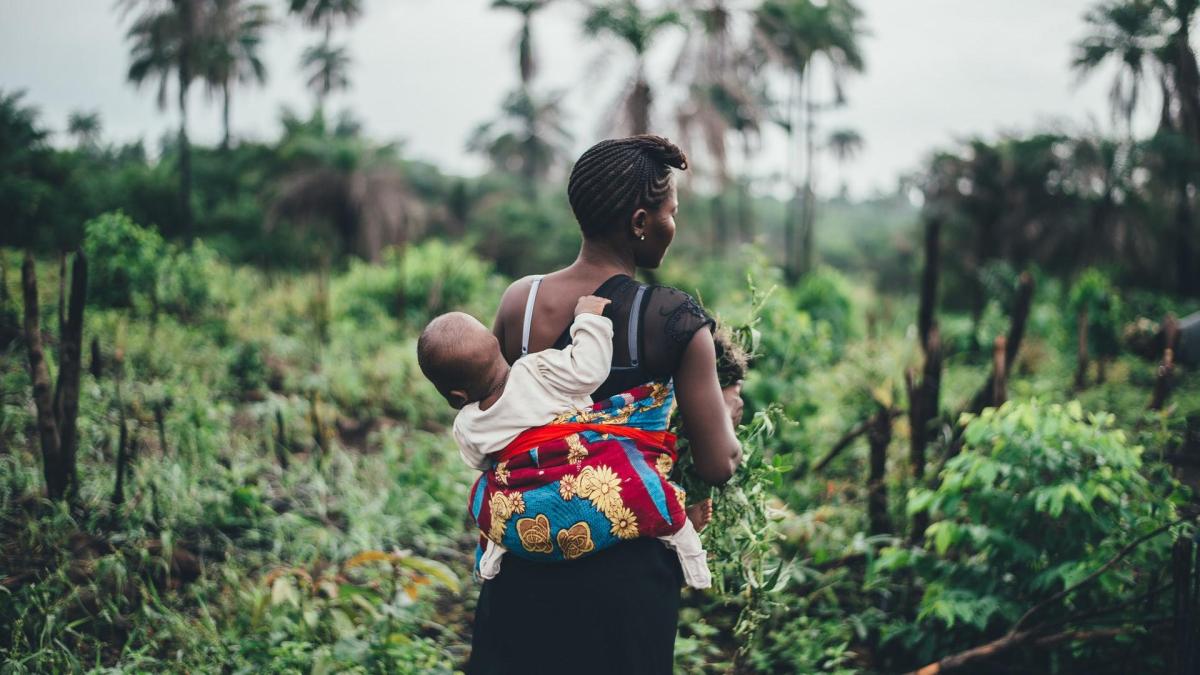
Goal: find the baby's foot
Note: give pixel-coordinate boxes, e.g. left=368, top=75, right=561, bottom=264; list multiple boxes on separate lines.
left=686, top=499, right=713, bottom=532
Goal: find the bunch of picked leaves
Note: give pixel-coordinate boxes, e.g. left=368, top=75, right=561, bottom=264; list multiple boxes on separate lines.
left=674, top=282, right=793, bottom=648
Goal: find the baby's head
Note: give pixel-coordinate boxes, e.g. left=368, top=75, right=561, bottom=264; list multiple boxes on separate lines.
left=417, top=312, right=507, bottom=409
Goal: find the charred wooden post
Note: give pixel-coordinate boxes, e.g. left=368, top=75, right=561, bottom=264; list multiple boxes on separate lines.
left=53, top=251, right=86, bottom=501
left=112, top=416, right=130, bottom=508
left=1173, top=537, right=1199, bottom=674
left=57, top=251, right=66, bottom=333
left=22, top=254, right=65, bottom=500
left=867, top=404, right=893, bottom=536
left=918, top=214, right=941, bottom=351
left=0, top=253, right=8, bottom=304
left=90, top=335, right=102, bottom=379
left=112, top=347, right=129, bottom=508
left=812, top=408, right=902, bottom=474
left=1150, top=315, right=1180, bottom=411
left=275, top=407, right=289, bottom=469
left=154, top=400, right=169, bottom=455
left=909, top=326, right=942, bottom=541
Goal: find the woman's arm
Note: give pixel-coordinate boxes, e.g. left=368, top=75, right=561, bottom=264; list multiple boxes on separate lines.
left=674, top=328, right=743, bottom=485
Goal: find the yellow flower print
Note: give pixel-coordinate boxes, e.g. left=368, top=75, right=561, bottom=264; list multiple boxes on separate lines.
left=577, top=465, right=623, bottom=517
left=559, top=474, right=578, bottom=500
left=655, top=454, right=674, bottom=478
left=494, top=460, right=510, bottom=486
left=489, top=492, right=513, bottom=521
left=556, top=521, right=595, bottom=560
left=609, top=506, right=639, bottom=539
left=673, top=484, right=687, bottom=513
left=509, top=491, right=526, bottom=514
left=566, top=433, right=589, bottom=465
left=516, top=514, right=553, bottom=554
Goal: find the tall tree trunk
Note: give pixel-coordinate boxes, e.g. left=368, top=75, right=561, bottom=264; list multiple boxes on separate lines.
left=801, top=73, right=817, bottom=276
left=518, top=16, right=533, bottom=86
left=1177, top=172, right=1195, bottom=296
left=222, top=78, right=232, bottom=151
left=178, top=76, right=194, bottom=241
left=738, top=136, right=755, bottom=243
left=918, top=214, right=941, bottom=350
left=629, top=75, right=651, bottom=136
left=177, top=0, right=195, bottom=241
left=784, top=73, right=801, bottom=282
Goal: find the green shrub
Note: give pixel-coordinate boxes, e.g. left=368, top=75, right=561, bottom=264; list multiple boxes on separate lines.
left=1069, top=268, right=1122, bottom=359
left=157, top=239, right=219, bottom=319
left=794, top=267, right=856, bottom=342
left=82, top=211, right=164, bottom=309
left=332, top=239, right=499, bottom=329
left=882, top=399, right=1178, bottom=667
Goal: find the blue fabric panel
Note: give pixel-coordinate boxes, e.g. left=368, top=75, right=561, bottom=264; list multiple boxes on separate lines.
left=619, top=439, right=672, bottom=524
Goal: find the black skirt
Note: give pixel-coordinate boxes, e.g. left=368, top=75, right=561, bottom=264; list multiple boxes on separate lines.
left=466, top=538, right=684, bottom=675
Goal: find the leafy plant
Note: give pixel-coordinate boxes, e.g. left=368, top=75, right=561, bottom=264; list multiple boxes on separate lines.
left=82, top=211, right=164, bottom=310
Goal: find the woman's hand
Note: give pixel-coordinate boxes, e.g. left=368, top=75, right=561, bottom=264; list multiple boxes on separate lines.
left=722, top=380, right=744, bottom=429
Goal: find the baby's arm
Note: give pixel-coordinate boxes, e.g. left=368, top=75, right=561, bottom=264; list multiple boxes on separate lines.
left=533, top=295, right=614, bottom=396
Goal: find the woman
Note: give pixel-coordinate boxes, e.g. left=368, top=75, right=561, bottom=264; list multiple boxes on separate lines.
left=467, top=135, right=744, bottom=674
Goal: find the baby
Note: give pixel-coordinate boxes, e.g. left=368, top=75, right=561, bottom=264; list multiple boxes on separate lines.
left=418, top=295, right=712, bottom=588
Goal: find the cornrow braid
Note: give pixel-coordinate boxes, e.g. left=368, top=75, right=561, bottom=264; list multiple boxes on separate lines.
left=567, top=135, right=689, bottom=238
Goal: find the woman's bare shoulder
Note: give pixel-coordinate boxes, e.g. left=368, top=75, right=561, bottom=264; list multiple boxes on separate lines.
left=495, top=275, right=541, bottom=323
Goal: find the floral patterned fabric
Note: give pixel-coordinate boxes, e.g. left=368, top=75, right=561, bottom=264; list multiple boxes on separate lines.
left=467, top=380, right=688, bottom=566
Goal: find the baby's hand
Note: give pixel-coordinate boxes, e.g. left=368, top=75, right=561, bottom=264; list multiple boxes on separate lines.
left=575, top=295, right=612, bottom=317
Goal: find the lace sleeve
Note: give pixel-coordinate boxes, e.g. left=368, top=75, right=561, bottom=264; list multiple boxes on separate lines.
left=640, top=286, right=716, bottom=377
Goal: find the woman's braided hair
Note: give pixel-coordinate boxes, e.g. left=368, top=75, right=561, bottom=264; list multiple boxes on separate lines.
left=567, top=134, right=688, bottom=238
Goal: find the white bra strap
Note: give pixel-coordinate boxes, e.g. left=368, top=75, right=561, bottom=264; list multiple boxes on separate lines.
left=520, top=275, right=545, bottom=357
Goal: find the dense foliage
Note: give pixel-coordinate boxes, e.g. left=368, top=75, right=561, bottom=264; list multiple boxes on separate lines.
left=3, top=0, right=1200, bottom=671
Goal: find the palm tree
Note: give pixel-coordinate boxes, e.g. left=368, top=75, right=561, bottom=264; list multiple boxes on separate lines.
left=492, top=0, right=554, bottom=86
left=468, top=88, right=572, bottom=196
left=67, top=110, right=102, bottom=149
left=826, top=127, right=862, bottom=198
left=301, top=41, right=351, bottom=111
left=124, top=0, right=206, bottom=239
left=288, top=0, right=361, bottom=113
left=673, top=1, right=768, bottom=247
left=1077, top=0, right=1200, bottom=293
left=583, top=0, right=681, bottom=135
left=477, top=0, right=565, bottom=197
left=755, top=0, right=865, bottom=279
left=1072, top=0, right=1164, bottom=136
left=202, top=0, right=270, bottom=149
left=288, top=0, right=362, bottom=39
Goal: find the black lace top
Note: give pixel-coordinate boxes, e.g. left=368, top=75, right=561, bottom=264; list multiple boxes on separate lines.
left=550, top=274, right=716, bottom=399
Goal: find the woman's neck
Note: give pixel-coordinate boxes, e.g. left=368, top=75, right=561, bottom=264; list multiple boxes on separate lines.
left=573, top=237, right=636, bottom=278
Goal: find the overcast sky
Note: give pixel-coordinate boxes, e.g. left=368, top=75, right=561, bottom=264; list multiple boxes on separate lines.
left=0, top=0, right=1163, bottom=198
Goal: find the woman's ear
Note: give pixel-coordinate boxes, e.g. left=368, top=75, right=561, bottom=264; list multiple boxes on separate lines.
left=630, top=208, right=647, bottom=239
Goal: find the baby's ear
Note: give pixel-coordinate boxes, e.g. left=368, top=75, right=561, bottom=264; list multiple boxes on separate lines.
left=448, top=389, right=470, bottom=409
